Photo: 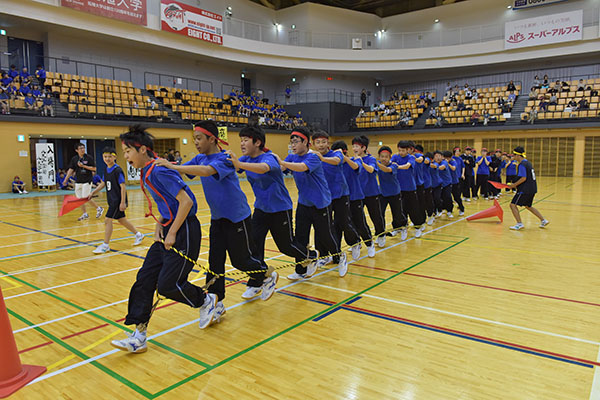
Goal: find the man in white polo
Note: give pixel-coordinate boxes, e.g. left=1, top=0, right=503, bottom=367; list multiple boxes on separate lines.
left=63, top=143, right=104, bottom=221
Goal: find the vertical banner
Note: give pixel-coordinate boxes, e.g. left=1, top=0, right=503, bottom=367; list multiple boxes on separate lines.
left=127, top=164, right=141, bottom=181
left=35, top=143, right=56, bottom=187
left=218, top=126, right=228, bottom=142
left=161, top=0, right=223, bottom=45
left=505, top=10, right=583, bottom=49
left=61, top=0, right=147, bottom=26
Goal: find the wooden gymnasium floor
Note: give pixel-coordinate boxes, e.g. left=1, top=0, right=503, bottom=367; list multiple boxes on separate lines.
left=2, top=176, right=600, bottom=400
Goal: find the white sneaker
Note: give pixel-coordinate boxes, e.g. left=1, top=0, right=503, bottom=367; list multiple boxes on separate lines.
left=321, top=256, right=333, bottom=266
left=133, top=232, right=144, bottom=246
left=400, top=228, right=408, bottom=240
left=427, top=216, right=435, bottom=226
left=389, top=230, right=398, bottom=237
left=78, top=213, right=89, bottom=221
left=351, top=244, right=361, bottom=260
left=510, top=223, right=525, bottom=230
left=447, top=213, right=454, bottom=218
left=539, top=219, right=550, bottom=228
left=260, top=270, right=279, bottom=301
left=459, top=211, right=465, bottom=216
left=93, top=243, right=110, bottom=254
left=211, top=301, right=226, bottom=325
left=338, top=252, right=348, bottom=277
left=241, top=286, right=261, bottom=300
left=198, top=293, right=217, bottom=329
left=111, top=333, right=147, bottom=353
left=304, top=249, right=319, bottom=276
left=287, top=272, right=306, bottom=281
left=96, top=207, right=104, bottom=218
left=22, top=190, right=28, bottom=194
left=415, top=227, right=423, bottom=238
left=436, top=211, right=442, bottom=217
left=376, top=235, right=386, bottom=248
left=465, top=198, right=471, bottom=202
left=306, top=257, right=320, bottom=277
left=367, top=244, right=376, bottom=258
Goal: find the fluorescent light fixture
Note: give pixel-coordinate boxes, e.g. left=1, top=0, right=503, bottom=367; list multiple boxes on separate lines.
left=507, top=5, right=512, bottom=8
left=434, top=19, right=440, bottom=23
left=0, top=30, right=6, bottom=36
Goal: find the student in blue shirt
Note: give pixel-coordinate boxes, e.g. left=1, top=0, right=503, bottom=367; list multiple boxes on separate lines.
left=508, top=146, right=549, bottom=230
left=8, top=65, right=18, bottom=80
left=451, top=147, right=465, bottom=215
left=156, top=121, right=278, bottom=311
left=312, top=131, right=361, bottom=262
left=391, top=141, right=426, bottom=237
left=331, top=140, right=375, bottom=258
left=488, top=149, right=503, bottom=199
left=20, top=84, right=31, bottom=97
left=475, top=148, right=492, bottom=200
left=352, top=135, right=386, bottom=247
left=505, top=153, right=518, bottom=193
left=420, top=149, right=436, bottom=225
left=20, top=67, right=30, bottom=81
left=227, top=125, right=320, bottom=283
left=440, top=151, right=457, bottom=217
left=377, top=146, right=409, bottom=240
left=24, top=93, right=36, bottom=110
left=35, top=65, right=46, bottom=87
left=428, top=151, right=443, bottom=217
left=277, top=127, right=348, bottom=278
left=408, top=142, right=428, bottom=226
left=112, top=125, right=216, bottom=354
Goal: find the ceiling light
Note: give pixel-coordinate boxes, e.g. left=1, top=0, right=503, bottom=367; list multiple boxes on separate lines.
left=291, top=24, right=296, bottom=29
left=291, top=77, right=296, bottom=82
left=434, top=19, right=440, bottom=23
left=507, top=5, right=512, bottom=9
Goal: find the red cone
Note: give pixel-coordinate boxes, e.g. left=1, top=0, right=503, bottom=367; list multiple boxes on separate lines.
left=466, top=199, right=503, bottom=223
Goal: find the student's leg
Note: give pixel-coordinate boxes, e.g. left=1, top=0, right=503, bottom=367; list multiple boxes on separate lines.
left=350, top=199, right=373, bottom=247
left=475, top=175, right=482, bottom=198
left=424, top=188, right=435, bottom=217
left=104, top=218, right=114, bottom=244
left=510, top=203, right=522, bottom=223
left=388, top=194, right=407, bottom=229
left=333, top=196, right=360, bottom=246
left=294, top=204, right=313, bottom=274
left=313, top=205, right=340, bottom=258
left=415, top=184, right=427, bottom=223
left=433, top=186, right=443, bottom=213
left=452, top=183, right=464, bottom=212
left=118, top=217, right=139, bottom=235
left=269, top=209, right=312, bottom=260
left=363, top=195, right=385, bottom=236
left=442, top=185, right=453, bottom=213
left=525, top=206, right=545, bottom=221
left=226, top=217, right=268, bottom=288
left=250, top=208, right=270, bottom=267
left=157, top=217, right=205, bottom=306
left=470, top=175, right=477, bottom=198
left=379, top=195, right=389, bottom=231
left=402, top=190, right=425, bottom=227
left=207, top=219, right=227, bottom=301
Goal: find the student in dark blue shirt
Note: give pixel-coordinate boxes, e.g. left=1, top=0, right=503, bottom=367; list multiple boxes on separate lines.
left=8, top=65, right=18, bottom=80
left=377, top=146, right=408, bottom=240
left=508, top=146, right=549, bottom=230
left=422, top=151, right=436, bottom=224
left=312, top=130, right=361, bottom=263
left=20, top=84, right=31, bottom=97
left=353, top=135, right=386, bottom=247
left=227, top=125, right=320, bottom=283
left=488, top=149, right=503, bottom=199
left=429, top=151, right=443, bottom=217
left=331, top=140, right=375, bottom=258
left=158, top=121, right=277, bottom=309
left=35, top=65, right=46, bottom=87
left=475, top=148, right=492, bottom=200
left=461, top=147, right=476, bottom=201
left=112, top=125, right=216, bottom=354
left=20, top=67, right=30, bottom=81
left=278, top=127, right=347, bottom=279
left=505, top=153, right=518, bottom=193
left=1, top=73, right=12, bottom=87
left=440, top=151, right=457, bottom=217
left=391, top=141, right=426, bottom=237
left=451, top=148, right=465, bottom=215
left=409, top=142, right=428, bottom=226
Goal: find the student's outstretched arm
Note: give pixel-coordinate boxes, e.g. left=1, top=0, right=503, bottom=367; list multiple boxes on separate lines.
left=343, top=155, right=359, bottom=170
left=362, top=162, right=375, bottom=173
left=226, top=150, right=270, bottom=174
left=163, top=189, right=193, bottom=250
left=154, top=158, right=216, bottom=177
left=314, top=150, right=342, bottom=166
left=377, top=161, right=392, bottom=173
left=397, top=162, right=411, bottom=170
left=508, top=176, right=526, bottom=189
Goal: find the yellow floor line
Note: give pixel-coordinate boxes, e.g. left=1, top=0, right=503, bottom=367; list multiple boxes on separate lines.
left=0, top=275, right=22, bottom=291
left=47, top=330, right=122, bottom=371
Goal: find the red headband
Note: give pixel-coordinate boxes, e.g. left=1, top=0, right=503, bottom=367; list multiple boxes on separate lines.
left=195, top=126, right=229, bottom=149
left=379, top=149, right=392, bottom=154
left=291, top=131, right=309, bottom=143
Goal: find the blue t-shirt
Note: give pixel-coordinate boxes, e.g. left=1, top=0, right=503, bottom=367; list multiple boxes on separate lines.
left=92, top=174, right=102, bottom=185
left=412, top=152, right=425, bottom=186
left=430, top=162, right=441, bottom=187
left=343, top=158, right=364, bottom=201
left=284, top=152, right=331, bottom=209
left=506, top=160, right=517, bottom=175
left=476, top=156, right=491, bottom=175
left=186, top=152, right=251, bottom=223
left=8, top=70, right=18, bottom=79
left=449, top=159, right=459, bottom=184
left=377, top=165, right=401, bottom=197
left=452, top=156, right=464, bottom=179
left=20, top=86, right=31, bottom=96
left=439, top=160, right=453, bottom=187
left=1, top=77, right=12, bottom=86
left=36, top=69, right=46, bottom=79
left=358, top=154, right=380, bottom=197
left=422, top=158, right=432, bottom=189
left=105, top=165, right=125, bottom=184
left=320, top=150, right=348, bottom=199
left=238, top=151, right=293, bottom=213
left=391, top=154, right=416, bottom=192
left=25, top=96, right=34, bottom=105
left=142, top=165, right=197, bottom=220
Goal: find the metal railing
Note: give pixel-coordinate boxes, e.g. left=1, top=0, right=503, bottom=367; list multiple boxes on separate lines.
left=143, top=72, right=213, bottom=94
left=221, top=84, right=266, bottom=100
left=223, top=6, right=599, bottom=50
left=274, top=89, right=364, bottom=106
left=41, top=56, right=132, bottom=82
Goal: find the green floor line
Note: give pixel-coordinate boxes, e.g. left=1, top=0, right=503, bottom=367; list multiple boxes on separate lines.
left=151, top=238, right=468, bottom=398
left=346, top=271, right=385, bottom=280
left=7, top=307, right=154, bottom=399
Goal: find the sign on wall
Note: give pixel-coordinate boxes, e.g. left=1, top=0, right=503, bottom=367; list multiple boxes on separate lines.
left=35, top=143, right=56, bottom=187
left=61, top=0, right=147, bottom=26
left=127, top=164, right=141, bottom=181
left=512, top=0, right=568, bottom=10
left=505, top=9, right=583, bottom=49
left=160, top=0, right=223, bottom=45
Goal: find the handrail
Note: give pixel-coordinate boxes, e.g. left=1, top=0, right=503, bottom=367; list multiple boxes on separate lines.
left=42, top=56, right=132, bottom=83
left=274, top=88, right=365, bottom=106
left=143, top=72, right=213, bottom=95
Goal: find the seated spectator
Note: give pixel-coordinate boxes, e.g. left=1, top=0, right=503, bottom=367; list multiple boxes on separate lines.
left=1, top=73, right=12, bottom=88
left=435, top=108, right=443, bottom=127
left=401, top=110, right=411, bottom=125
left=565, top=99, right=577, bottom=112
left=401, top=91, right=408, bottom=100
left=577, top=98, right=589, bottom=110
left=507, top=91, right=516, bottom=104
left=528, top=87, right=538, bottom=100
left=25, top=93, right=37, bottom=110
left=378, top=103, right=386, bottom=111
left=20, top=67, right=30, bottom=82
left=42, top=94, right=54, bottom=117
left=470, top=110, right=480, bottom=125
left=417, top=99, right=426, bottom=109
left=561, top=81, right=570, bottom=91
left=357, top=108, right=365, bottom=118
left=533, top=75, right=541, bottom=89
left=445, top=82, right=452, bottom=95
left=419, top=92, right=426, bottom=100
left=507, top=80, right=516, bottom=91
left=483, top=110, right=490, bottom=126
left=57, top=171, right=67, bottom=189
left=6, top=82, right=18, bottom=98
left=35, top=65, right=46, bottom=87
left=0, top=89, right=9, bottom=114
left=32, top=85, right=42, bottom=98
left=429, top=107, right=437, bottom=118
left=527, top=109, right=537, bottom=124
left=392, top=90, right=399, bottom=101
left=464, top=87, right=472, bottom=100
left=538, top=95, right=549, bottom=111
left=456, top=101, right=466, bottom=111
left=389, top=107, right=398, bottom=116
left=549, top=80, right=560, bottom=94
left=174, top=151, right=183, bottom=165
left=548, top=93, right=557, bottom=106
left=542, top=74, right=550, bottom=88
left=19, top=83, right=31, bottom=97
left=497, top=97, right=506, bottom=108
left=472, top=89, right=478, bottom=100
left=12, top=176, right=27, bottom=194
left=577, top=79, right=586, bottom=91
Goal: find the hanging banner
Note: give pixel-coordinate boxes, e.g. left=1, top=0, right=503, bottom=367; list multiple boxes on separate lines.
left=127, top=164, right=141, bottom=181
left=160, top=0, right=223, bottom=45
left=218, top=126, right=228, bottom=142
left=35, top=143, right=56, bottom=187
left=61, top=0, right=147, bottom=26
left=512, top=0, right=569, bottom=10
left=505, top=9, right=583, bottom=49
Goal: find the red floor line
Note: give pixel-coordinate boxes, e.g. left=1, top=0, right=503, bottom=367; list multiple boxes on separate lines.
left=404, top=272, right=600, bottom=307
left=351, top=263, right=401, bottom=273
left=18, top=341, right=53, bottom=354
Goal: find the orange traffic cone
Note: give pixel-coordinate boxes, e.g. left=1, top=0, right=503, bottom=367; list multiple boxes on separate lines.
left=466, top=199, right=503, bottom=223
left=0, top=286, right=46, bottom=398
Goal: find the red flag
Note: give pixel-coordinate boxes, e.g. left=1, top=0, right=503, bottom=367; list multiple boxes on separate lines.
left=489, top=181, right=511, bottom=189
left=59, top=195, right=90, bottom=217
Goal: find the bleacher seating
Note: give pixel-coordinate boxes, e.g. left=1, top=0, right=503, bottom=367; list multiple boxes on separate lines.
left=355, top=93, right=432, bottom=129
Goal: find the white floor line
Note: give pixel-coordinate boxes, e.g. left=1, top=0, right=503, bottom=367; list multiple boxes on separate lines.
left=590, top=346, right=600, bottom=399
left=0, top=216, right=150, bottom=238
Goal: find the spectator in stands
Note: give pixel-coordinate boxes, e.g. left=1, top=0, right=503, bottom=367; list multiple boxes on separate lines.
left=507, top=80, right=516, bottom=92
left=577, top=98, right=589, bottom=110
left=472, top=89, right=478, bottom=100
left=32, top=85, right=42, bottom=99
left=401, top=110, right=411, bottom=126
left=35, top=65, right=46, bottom=87
left=57, top=171, right=67, bottom=189
left=577, top=79, right=586, bottom=91
left=464, top=87, right=472, bottom=100
left=435, top=108, right=443, bottom=127
left=565, top=99, right=577, bottom=112
left=8, top=65, right=19, bottom=81
left=401, top=91, right=408, bottom=100
left=12, top=176, right=27, bottom=194
left=6, top=82, right=18, bottom=98
left=548, top=93, right=558, bottom=106
left=19, top=82, right=31, bottom=97
left=542, top=74, right=550, bottom=88
left=538, top=95, right=549, bottom=112
left=497, top=97, right=506, bottom=110
left=360, top=89, right=367, bottom=107
left=285, top=85, right=292, bottom=104
left=1, top=72, right=12, bottom=88
left=548, top=80, right=560, bottom=94
left=392, top=90, right=399, bottom=101
left=507, top=91, right=517, bottom=106
left=417, top=99, right=426, bottom=109
left=24, top=92, right=37, bottom=111
left=527, top=109, right=537, bottom=124
left=529, top=87, right=538, bottom=100
left=0, top=89, right=9, bottom=114
left=167, top=148, right=176, bottom=162
left=42, top=94, right=54, bottom=117
left=533, top=75, right=541, bottom=89
left=470, top=110, right=480, bottom=125
left=561, top=80, right=570, bottom=91
left=456, top=101, right=466, bottom=111
left=357, top=108, right=366, bottom=118
left=174, top=151, right=182, bottom=165
left=429, top=107, right=437, bottom=118
left=445, top=82, right=452, bottom=95
left=20, top=67, right=30, bottom=82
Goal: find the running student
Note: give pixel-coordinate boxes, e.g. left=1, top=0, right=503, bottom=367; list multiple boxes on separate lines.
left=89, top=147, right=144, bottom=254
left=331, top=140, right=376, bottom=258
left=156, top=120, right=278, bottom=308
left=450, top=148, right=465, bottom=216
left=352, top=135, right=386, bottom=247
left=63, top=142, right=104, bottom=221
left=111, top=125, right=214, bottom=354
left=277, top=127, right=348, bottom=278
left=392, top=140, right=426, bottom=237
left=422, top=151, right=436, bottom=225
left=312, top=130, right=361, bottom=261
left=377, top=146, right=408, bottom=240
left=475, top=148, right=492, bottom=200
left=227, top=125, right=320, bottom=284
left=508, top=146, right=549, bottom=230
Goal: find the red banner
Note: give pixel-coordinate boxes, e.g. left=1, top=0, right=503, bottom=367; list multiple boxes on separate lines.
left=61, top=0, right=147, bottom=26
left=161, top=0, right=223, bottom=46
